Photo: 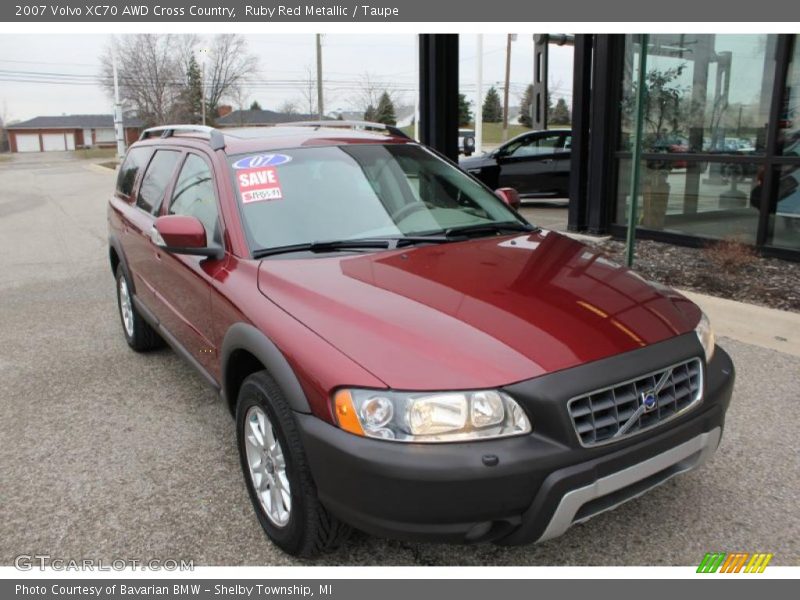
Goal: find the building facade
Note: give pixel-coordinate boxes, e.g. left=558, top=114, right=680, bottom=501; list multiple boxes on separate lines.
left=6, top=114, right=143, bottom=153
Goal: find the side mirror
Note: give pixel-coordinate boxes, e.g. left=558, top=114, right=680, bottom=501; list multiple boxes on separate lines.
left=152, top=215, right=222, bottom=259
left=495, top=187, right=521, bottom=210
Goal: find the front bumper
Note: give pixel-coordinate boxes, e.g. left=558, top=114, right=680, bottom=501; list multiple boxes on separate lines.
left=298, top=334, right=734, bottom=544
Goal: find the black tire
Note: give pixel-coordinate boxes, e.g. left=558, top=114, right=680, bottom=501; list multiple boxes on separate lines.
left=236, top=370, right=350, bottom=557
left=114, top=264, right=163, bottom=352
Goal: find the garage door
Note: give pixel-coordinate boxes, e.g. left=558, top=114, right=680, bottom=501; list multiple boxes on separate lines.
left=15, top=133, right=41, bottom=152
left=42, top=133, right=75, bottom=152
left=94, top=128, right=116, bottom=144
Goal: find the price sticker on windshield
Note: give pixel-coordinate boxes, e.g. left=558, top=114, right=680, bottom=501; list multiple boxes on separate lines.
left=237, top=167, right=283, bottom=203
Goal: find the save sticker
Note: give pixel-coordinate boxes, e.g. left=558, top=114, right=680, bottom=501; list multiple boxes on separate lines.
left=237, top=167, right=283, bottom=203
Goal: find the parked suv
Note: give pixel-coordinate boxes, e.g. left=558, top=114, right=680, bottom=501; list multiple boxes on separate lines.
left=108, top=123, right=734, bottom=557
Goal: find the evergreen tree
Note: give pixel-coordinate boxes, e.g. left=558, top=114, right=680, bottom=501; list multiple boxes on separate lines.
left=458, top=93, right=472, bottom=126
left=184, top=55, right=203, bottom=124
left=482, top=86, right=502, bottom=123
left=363, top=105, right=377, bottom=122
left=519, top=84, right=534, bottom=128
left=550, top=97, right=571, bottom=125
left=375, top=91, right=397, bottom=125
left=249, top=100, right=262, bottom=110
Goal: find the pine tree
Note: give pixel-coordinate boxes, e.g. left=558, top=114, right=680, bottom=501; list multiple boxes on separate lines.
left=458, top=93, right=472, bottom=126
left=375, top=91, right=397, bottom=126
left=249, top=100, right=262, bottom=110
left=364, top=105, right=377, bottom=122
left=482, top=86, right=502, bottom=123
left=519, top=84, right=534, bottom=128
left=550, top=97, right=571, bottom=126
left=184, top=55, right=203, bottom=124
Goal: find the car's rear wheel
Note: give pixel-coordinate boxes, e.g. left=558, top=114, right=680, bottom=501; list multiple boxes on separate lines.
left=236, top=370, right=350, bottom=557
left=115, top=265, right=163, bottom=352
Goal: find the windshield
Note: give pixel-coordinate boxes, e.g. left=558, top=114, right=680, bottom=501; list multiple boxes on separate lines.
left=227, top=143, right=529, bottom=253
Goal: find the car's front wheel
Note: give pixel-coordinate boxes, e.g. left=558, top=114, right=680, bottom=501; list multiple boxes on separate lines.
left=236, top=370, right=350, bottom=557
left=115, top=265, right=163, bottom=352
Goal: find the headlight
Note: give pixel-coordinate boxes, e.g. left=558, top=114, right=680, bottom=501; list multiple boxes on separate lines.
left=695, top=311, right=715, bottom=363
left=333, top=389, right=532, bottom=442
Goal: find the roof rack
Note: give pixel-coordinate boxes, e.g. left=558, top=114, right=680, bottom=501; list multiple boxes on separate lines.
left=277, top=120, right=411, bottom=140
left=138, top=125, right=226, bottom=150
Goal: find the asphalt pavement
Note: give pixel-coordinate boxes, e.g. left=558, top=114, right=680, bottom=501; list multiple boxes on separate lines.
left=0, top=153, right=797, bottom=566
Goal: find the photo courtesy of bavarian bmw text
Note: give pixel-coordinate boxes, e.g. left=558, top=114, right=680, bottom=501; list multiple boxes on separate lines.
left=0, top=0, right=798, bottom=595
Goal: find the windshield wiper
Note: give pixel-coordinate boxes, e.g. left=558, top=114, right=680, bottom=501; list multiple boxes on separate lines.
left=253, top=239, right=391, bottom=258
left=252, top=236, right=455, bottom=259
left=442, top=221, right=536, bottom=238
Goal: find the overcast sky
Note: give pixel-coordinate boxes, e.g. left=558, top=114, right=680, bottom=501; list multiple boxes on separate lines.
left=0, top=33, right=574, bottom=122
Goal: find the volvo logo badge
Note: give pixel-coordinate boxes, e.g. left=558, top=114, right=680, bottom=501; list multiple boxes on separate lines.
left=641, top=390, right=658, bottom=413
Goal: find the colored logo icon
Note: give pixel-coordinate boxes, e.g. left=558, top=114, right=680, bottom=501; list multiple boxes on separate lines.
left=697, top=552, right=774, bottom=573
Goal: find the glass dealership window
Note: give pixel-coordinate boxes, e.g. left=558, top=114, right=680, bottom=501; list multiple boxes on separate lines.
left=615, top=158, right=761, bottom=242
left=615, top=35, right=776, bottom=242
left=619, top=34, right=777, bottom=155
left=765, top=164, right=800, bottom=250
left=779, top=38, right=800, bottom=157
left=765, top=38, right=800, bottom=250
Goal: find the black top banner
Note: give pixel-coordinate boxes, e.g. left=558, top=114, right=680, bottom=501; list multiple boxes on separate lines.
left=3, top=0, right=800, bottom=22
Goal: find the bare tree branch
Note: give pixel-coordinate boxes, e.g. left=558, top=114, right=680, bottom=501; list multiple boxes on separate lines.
left=203, top=34, right=259, bottom=113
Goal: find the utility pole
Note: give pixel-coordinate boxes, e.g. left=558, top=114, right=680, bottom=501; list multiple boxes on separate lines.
left=501, top=34, right=515, bottom=142
left=199, top=48, right=209, bottom=126
left=111, top=46, right=126, bottom=158
left=475, top=34, right=483, bottom=154
left=414, top=35, right=420, bottom=140
left=316, top=34, right=324, bottom=119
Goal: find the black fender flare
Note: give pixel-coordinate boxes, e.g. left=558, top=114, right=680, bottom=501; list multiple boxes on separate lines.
left=221, top=323, right=311, bottom=414
left=108, top=233, right=135, bottom=292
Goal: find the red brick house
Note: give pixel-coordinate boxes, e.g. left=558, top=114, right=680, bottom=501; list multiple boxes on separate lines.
left=6, top=114, right=144, bottom=153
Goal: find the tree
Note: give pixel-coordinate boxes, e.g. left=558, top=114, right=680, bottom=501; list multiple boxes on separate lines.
left=550, top=97, right=571, bottom=125
left=202, top=34, right=259, bottom=122
left=622, top=64, right=688, bottom=146
left=374, top=91, right=397, bottom=125
left=299, top=64, right=318, bottom=116
left=180, top=54, right=203, bottom=123
left=278, top=100, right=298, bottom=116
left=99, top=34, right=257, bottom=127
left=518, top=84, right=534, bottom=127
left=482, top=86, right=502, bottom=123
left=363, top=105, right=377, bottom=122
left=458, top=93, right=472, bottom=127
left=100, top=34, right=195, bottom=125
left=250, top=100, right=262, bottom=110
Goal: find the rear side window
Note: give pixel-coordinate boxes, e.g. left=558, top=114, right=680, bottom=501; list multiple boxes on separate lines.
left=136, top=150, right=181, bottom=214
left=115, top=147, right=150, bottom=199
left=169, top=154, right=221, bottom=245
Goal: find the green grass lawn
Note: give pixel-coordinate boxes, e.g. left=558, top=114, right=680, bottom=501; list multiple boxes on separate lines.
left=72, top=147, right=118, bottom=160
left=400, top=122, right=569, bottom=145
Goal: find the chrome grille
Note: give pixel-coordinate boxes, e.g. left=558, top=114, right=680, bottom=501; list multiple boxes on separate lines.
left=567, top=358, right=703, bottom=447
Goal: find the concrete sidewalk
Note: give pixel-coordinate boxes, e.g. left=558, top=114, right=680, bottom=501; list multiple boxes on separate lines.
left=680, top=289, right=800, bottom=358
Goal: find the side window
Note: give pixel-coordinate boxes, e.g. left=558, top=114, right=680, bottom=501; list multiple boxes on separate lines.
left=115, top=147, right=150, bottom=199
left=136, top=150, right=181, bottom=214
left=168, top=154, right=221, bottom=245
left=508, top=133, right=564, bottom=158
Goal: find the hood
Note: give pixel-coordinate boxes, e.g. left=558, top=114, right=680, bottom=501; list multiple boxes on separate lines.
left=257, top=231, right=701, bottom=391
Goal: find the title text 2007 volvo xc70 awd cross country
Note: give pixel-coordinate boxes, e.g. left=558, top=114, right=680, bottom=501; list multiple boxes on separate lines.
left=108, top=123, right=734, bottom=557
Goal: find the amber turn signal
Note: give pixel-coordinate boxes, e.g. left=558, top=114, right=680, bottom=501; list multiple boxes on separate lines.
left=333, top=389, right=365, bottom=436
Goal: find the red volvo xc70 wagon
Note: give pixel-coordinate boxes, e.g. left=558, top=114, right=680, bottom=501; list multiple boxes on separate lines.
left=108, top=123, right=734, bottom=557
